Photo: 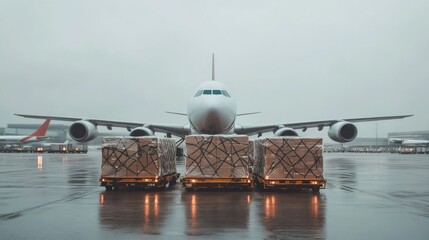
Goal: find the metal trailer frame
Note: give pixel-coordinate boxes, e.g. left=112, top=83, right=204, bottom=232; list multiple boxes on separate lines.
left=100, top=173, right=180, bottom=191
left=253, top=175, right=326, bottom=192
left=181, top=177, right=253, bottom=191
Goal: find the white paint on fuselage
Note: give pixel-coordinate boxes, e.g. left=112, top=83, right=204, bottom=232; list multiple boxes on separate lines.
left=187, top=81, right=237, bottom=134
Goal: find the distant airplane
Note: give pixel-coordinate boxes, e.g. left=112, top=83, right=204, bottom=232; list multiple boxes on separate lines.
left=0, top=119, right=51, bottom=144
left=389, top=138, right=429, bottom=146
left=15, top=55, right=413, bottom=143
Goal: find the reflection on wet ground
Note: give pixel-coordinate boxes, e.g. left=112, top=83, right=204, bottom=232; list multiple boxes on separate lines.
left=256, top=192, right=325, bottom=239
left=182, top=191, right=252, bottom=235
left=0, top=152, right=428, bottom=239
left=99, top=191, right=175, bottom=234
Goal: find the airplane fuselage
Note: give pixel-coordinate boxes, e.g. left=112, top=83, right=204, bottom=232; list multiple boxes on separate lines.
left=187, top=81, right=237, bottom=134
left=0, top=119, right=50, bottom=145
left=0, top=136, right=48, bottom=145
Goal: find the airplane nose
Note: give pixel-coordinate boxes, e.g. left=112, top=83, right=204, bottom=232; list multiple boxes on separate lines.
left=203, top=107, right=223, bottom=130
left=198, top=100, right=235, bottom=134
left=206, top=105, right=222, bottom=119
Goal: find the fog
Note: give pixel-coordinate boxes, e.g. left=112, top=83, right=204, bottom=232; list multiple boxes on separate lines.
left=0, top=0, right=427, bottom=139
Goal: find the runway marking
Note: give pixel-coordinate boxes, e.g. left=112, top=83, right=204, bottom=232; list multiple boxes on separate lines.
left=0, top=190, right=96, bottom=221
left=340, top=186, right=355, bottom=192
left=0, top=212, right=21, bottom=220
left=0, top=169, right=34, bottom=174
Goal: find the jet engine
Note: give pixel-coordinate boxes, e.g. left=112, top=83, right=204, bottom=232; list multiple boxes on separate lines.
left=69, top=121, right=98, bottom=142
left=274, top=127, right=299, bottom=137
left=328, top=121, right=358, bottom=143
left=129, top=127, right=154, bottom=137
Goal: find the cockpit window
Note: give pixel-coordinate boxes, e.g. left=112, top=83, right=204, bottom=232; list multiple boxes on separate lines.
left=197, top=89, right=230, bottom=97
left=222, top=90, right=231, bottom=97
left=194, top=90, right=203, bottom=97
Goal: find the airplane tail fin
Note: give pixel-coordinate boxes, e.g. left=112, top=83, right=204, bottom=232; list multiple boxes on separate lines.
left=19, top=119, right=51, bottom=142
left=212, top=53, right=215, bottom=81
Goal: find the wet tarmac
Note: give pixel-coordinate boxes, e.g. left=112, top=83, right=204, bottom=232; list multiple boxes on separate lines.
left=0, top=151, right=428, bottom=239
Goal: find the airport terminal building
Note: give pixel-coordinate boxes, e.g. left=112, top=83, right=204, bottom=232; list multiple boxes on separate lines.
left=388, top=131, right=429, bottom=140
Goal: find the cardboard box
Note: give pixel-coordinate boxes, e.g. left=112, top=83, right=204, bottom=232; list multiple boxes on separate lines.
left=101, top=137, right=177, bottom=178
left=185, top=135, right=250, bottom=178
left=253, top=137, right=324, bottom=180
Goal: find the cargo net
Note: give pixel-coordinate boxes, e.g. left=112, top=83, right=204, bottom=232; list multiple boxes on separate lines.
left=185, top=135, right=250, bottom=178
left=101, top=137, right=177, bottom=178
left=253, top=137, right=324, bottom=180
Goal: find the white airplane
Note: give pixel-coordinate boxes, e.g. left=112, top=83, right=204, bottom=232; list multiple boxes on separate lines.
left=389, top=138, right=429, bottom=145
left=0, top=119, right=51, bottom=144
left=15, top=56, right=412, bottom=143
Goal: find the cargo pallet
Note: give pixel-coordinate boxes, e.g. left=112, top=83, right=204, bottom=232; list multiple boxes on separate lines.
left=253, top=175, right=326, bottom=192
left=181, top=177, right=252, bottom=191
left=100, top=173, right=180, bottom=191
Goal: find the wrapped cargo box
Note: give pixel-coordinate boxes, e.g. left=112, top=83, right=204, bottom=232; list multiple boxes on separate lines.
left=100, top=137, right=178, bottom=190
left=182, top=135, right=252, bottom=190
left=253, top=137, right=326, bottom=191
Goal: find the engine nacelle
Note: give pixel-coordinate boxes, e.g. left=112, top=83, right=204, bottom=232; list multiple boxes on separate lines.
left=274, top=127, right=299, bottom=137
left=129, top=127, right=154, bottom=137
left=328, top=121, right=358, bottom=143
left=69, top=121, right=98, bottom=142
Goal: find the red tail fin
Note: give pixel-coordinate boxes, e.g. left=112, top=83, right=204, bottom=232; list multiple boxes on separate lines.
left=19, top=119, right=51, bottom=142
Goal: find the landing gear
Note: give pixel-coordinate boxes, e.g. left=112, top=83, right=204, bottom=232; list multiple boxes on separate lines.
left=176, top=148, right=184, bottom=157
left=176, top=137, right=185, bottom=157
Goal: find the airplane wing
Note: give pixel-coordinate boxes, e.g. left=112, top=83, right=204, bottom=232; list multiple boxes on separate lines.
left=15, top=114, right=190, bottom=137
left=235, top=114, right=413, bottom=135
left=16, top=113, right=413, bottom=140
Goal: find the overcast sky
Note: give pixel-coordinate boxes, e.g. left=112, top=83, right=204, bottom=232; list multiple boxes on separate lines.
left=0, top=0, right=427, bottom=139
